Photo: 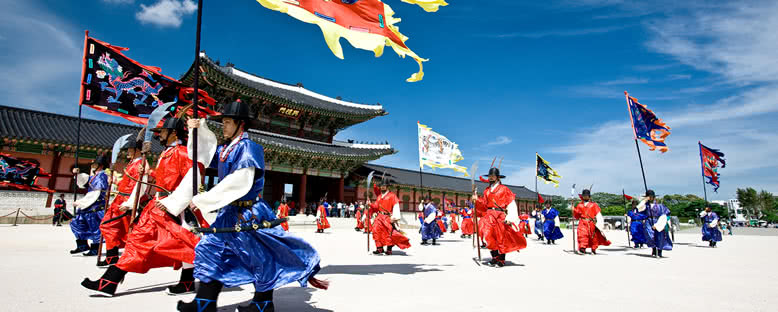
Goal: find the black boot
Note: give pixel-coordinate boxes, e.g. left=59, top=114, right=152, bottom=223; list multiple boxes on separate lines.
left=83, top=242, right=100, bottom=256
left=372, top=247, right=384, bottom=255
left=591, top=249, right=597, bottom=255
left=712, top=241, right=717, bottom=248
left=578, top=248, right=586, bottom=254
left=496, top=253, right=506, bottom=267
left=421, top=240, right=429, bottom=245
left=487, top=250, right=499, bottom=266
left=385, top=245, right=394, bottom=255
left=652, top=248, right=658, bottom=258
left=432, top=239, right=438, bottom=246
left=177, top=280, right=222, bottom=312
left=237, top=290, right=274, bottom=312
left=70, top=240, right=89, bottom=254
left=97, top=247, right=120, bottom=267
left=657, top=249, right=664, bottom=258
left=167, top=268, right=196, bottom=295
left=81, top=265, right=127, bottom=296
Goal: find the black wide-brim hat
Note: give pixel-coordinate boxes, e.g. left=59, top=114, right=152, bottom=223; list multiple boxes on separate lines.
left=482, top=167, right=505, bottom=179
left=581, top=189, right=591, bottom=196
left=209, top=100, right=261, bottom=130
left=151, top=117, right=185, bottom=133
left=92, top=155, right=109, bottom=168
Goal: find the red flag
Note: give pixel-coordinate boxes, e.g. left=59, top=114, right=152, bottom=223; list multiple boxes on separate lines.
left=538, top=193, right=544, bottom=204
left=623, top=194, right=633, bottom=201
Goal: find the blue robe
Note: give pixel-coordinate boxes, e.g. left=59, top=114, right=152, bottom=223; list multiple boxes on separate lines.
left=642, top=203, right=673, bottom=251
left=532, top=212, right=544, bottom=237
left=70, top=171, right=107, bottom=243
left=542, top=208, right=564, bottom=240
left=421, top=203, right=442, bottom=240
left=628, top=209, right=648, bottom=244
left=701, top=212, right=722, bottom=242
left=194, top=138, right=322, bottom=291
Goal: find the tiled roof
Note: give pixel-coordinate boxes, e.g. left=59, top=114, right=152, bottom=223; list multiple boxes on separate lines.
left=0, top=105, right=394, bottom=160
left=185, top=53, right=387, bottom=117
left=360, top=163, right=541, bottom=200
left=0, top=105, right=165, bottom=153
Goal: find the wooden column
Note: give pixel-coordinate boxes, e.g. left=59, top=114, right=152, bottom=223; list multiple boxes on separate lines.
left=299, top=170, right=307, bottom=214
left=45, top=151, right=64, bottom=207
left=337, top=175, right=344, bottom=203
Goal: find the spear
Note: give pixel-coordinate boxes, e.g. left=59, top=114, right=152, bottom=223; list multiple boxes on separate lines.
left=469, top=162, right=481, bottom=264
left=623, top=189, right=631, bottom=248
left=365, top=171, right=375, bottom=253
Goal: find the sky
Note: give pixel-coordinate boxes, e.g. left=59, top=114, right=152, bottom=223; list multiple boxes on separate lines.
left=1, top=0, right=776, bottom=200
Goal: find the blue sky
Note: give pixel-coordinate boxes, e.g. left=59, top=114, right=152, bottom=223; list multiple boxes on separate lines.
left=1, top=0, right=777, bottom=200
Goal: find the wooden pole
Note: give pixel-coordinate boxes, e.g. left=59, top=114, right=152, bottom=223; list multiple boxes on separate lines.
left=190, top=0, right=204, bottom=203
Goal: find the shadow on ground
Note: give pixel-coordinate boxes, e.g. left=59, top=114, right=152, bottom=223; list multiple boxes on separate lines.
left=218, top=287, right=332, bottom=312
left=318, top=263, right=452, bottom=276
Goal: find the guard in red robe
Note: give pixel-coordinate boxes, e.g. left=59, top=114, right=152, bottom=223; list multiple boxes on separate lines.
left=472, top=167, right=527, bottom=267
left=81, top=116, right=204, bottom=296
left=277, top=199, right=290, bottom=231
left=460, top=205, right=475, bottom=238
left=355, top=206, right=364, bottom=231
left=97, top=134, right=145, bottom=267
left=435, top=208, right=447, bottom=234
left=573, top=189, right=611, bottom=254
left=367, top=178, right=411, bottom=255
left=448, top=202, right=459, bottom=233
left=316, top=201, right=331, bottom=233
left=518, top=212, right=532, bottom=237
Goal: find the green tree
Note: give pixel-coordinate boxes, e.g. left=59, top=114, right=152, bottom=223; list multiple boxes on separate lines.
left=602, top=205, right=628, bottom=216
left=737, top=188, right=759, bottom=218
left=758, top=191, right=775, bottom=216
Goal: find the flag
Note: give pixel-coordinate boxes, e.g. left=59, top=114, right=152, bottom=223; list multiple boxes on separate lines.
left=536, top=153, right=561, bottom=187
left=0, top=153, right=54, bottom=193
left=623, top=194, right=633, bottom=201
left=625, top=91, right=671, bottom=153
left=699, top=142, right=726, bottom=193
left=537, top=193, right=544, bottom=204
left=418, top=122, right=468, bottom=176
left=79, top=34, right=217, bottom=124
left=254, top=0, right=442, bottom=82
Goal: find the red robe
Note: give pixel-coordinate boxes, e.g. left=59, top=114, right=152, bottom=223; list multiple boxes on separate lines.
left=317, top=205, right=331, bottom=230
left=116, top=145, right=201, bottom=273
left=99, top=158, right=143, bottom=250
left=574, top=201, right=611, bottom=250
left=368, top=192, right=411, bottom=249
left=518, top=213, right=532, bottom=235
left=474, top=184, right=527, bottom=254
left=460, top=208, right=474, bottom=235
left=355, top=209, right=364, bottom=229
left=449, top=212, right=459, bottom=232
left=278, top=204, right=290, bottom=231
left=436, top=211, right=446, bottom=233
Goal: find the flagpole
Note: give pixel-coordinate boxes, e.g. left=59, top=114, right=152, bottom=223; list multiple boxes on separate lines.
left=698, top=142, right=709, bottom=204
left=535, top=153, right=539, bottom=210
left=190, top=0, right=203, bottom=199
left=625, top=92, right=649, bottom=193
left=73, top=30, right=90, bottom=215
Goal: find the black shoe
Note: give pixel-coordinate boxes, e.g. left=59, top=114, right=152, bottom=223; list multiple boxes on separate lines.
left=421, top=240, right=429, bottom=245
left=168, top=268, right=196, bottom=295
left=657, top=250, right=664, bottom=258
left=177, top=281, right=222, bottom=312
left=481, top=243, right=487, bottom=249
left=97, top=247, right=120, bottom=267
left=237, top=290, right=274, bottom=312
left=372, top=248, right=384, bottom=255
left=81, top=265, right=126, bottom=297
left=431, top=240, right=438, bottom=246
left=652, top=248, right=658, bottom=258
left=83, top=243, right=99, bottom=256
left=385, top=246, right=393, bottom=255
left=70, top=240, right=89, bottom=254
left=578, top=248, right=586, bottom=254
left=591, top=249, right=597, bottom=255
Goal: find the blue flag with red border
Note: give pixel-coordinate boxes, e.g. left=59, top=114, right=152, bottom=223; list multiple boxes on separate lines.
left=625, top=91, right=671, bottom=153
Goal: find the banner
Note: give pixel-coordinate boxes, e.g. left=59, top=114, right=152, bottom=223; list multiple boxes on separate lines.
left=625, top=91, right=671, bottom=153
left=536, top=153, right=561, bottom=187
left=699, top=142, right=726, bottom=193
left=79, top=35, right=217, bottom=124
left=0, top=154, right=54, bottom=193
left=254, top=0, right=446, bottom=82
left=418, top=122, right=468, bottom=176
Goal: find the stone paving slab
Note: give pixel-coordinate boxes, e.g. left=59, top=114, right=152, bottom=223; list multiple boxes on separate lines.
left=1, top=223, right=776, bottom=312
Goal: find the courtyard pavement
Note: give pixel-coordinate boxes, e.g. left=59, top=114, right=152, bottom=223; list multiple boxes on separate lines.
left=1, top=219, right=776, bottom=312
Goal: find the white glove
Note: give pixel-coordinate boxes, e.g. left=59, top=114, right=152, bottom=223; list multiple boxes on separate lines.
left=699, top=211, right=708, bottom=218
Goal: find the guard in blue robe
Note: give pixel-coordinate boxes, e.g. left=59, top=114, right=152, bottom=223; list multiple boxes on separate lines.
left=531, top=206, right=544, bottom=240
left=179, top=101, right=327, bottom=312
left=639, top=190, right=673, bottom=258
left=700, top=207, right=722, bottom=247
left=628, top=205, right=648, bottom=248
left=69, top=156, right=108, bottom=256
left=421, top=198, right=442, bottom=245
left=541, top=205, right=564, bottom=244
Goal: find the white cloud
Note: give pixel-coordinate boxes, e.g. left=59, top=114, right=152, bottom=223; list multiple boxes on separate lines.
left=600, top=77, right=649, bottom=85
left=136, top=0, right=197, bottom=28
left=482, top=25, right=630, bottom=39
left=486, top=136, right=512, bottom=146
